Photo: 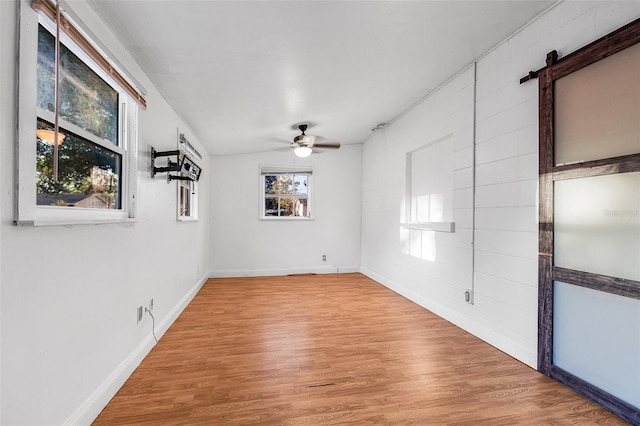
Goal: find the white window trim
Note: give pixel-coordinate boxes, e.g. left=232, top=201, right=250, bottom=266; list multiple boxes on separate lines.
left=259, top=166, right=314, bottom=220
left=176, top=131, right=200, bottom=222
left=16, top=4, right=138, bottom=226
left=177, top=180, right=198, bottom=222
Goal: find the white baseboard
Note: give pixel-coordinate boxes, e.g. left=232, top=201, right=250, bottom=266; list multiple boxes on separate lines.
left=360, top=267, right=537, bottom=369
left=209, top=265, right=361, bottom=278
left=64, top=273, right=209, bottom=426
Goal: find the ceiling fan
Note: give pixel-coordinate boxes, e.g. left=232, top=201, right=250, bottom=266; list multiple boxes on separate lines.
left=289, top=124, right=341, bottom=158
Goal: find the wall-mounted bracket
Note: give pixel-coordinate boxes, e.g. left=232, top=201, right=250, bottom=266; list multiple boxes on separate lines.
left=168, top=175, right=193, bottom=182
left=151, top=147, right=181, bottom=178
left=520, top=50, right=559, bottom=84
left=151, top=146, right=202, bottom=183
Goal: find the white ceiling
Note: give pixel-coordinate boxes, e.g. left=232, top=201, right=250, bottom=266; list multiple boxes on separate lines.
left=87, top=0, right=554, bottom=156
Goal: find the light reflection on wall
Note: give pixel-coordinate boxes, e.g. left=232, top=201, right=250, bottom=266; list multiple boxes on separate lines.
left=413, top=193, right=444, bottom=223
left=401, top=136, right=454, bottom=262
left=401, top=228, right=437, bottom=262
left=400, top=195, right=438, bottom=262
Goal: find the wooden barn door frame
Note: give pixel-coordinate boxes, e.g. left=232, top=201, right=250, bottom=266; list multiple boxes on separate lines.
left=521, top=17, right=640, bottom=424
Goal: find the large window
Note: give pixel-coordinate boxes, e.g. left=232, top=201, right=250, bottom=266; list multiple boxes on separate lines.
left=17, top=1, right=144, bottom=225
left=36, top=22, right=122, bottom=209
left=261, top=168, right=312, bottom=219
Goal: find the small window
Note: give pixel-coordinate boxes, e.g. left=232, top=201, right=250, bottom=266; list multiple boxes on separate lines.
left=260, top=168, right=312, bottom=219
left=178, top=180, right=198, bottom=221
left=177, top=133, right=200, bottom=221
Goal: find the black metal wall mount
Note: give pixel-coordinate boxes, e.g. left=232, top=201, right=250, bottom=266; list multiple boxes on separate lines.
left=151, top=146, right=202, bottom=182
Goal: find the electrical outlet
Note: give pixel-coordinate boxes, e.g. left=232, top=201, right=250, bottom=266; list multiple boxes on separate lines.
left=464, top=290, right=474, bottom=305
left=137, top=306, right=143, bottom=323
left=322, top=254, right=327, bottom=262
left=149, top=298, right=154, bottom=312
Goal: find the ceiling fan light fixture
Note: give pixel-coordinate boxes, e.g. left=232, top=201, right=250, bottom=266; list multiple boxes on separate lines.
left=294, top=146, right=312, bottom=158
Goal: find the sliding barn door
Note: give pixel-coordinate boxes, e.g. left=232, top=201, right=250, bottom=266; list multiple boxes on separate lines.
left=536, top=19, right=640, bottom=424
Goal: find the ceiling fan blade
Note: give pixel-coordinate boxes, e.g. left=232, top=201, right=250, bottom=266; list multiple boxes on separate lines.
left=311, top=141, right=341, bottom=149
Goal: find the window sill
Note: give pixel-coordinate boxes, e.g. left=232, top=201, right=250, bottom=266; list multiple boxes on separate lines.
left=400, top=222, right=455, bottom=233
left=178, top=217, right=198, bottom=222
left=259, top=216, right=314, bottom=221
left=15, top=218, right=138, bottom=227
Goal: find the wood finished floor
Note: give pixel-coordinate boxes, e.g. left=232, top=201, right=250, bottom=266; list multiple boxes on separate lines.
left=93, top=273, right=628, bottom=425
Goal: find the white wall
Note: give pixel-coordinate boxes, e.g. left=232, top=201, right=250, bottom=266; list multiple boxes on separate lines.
left=2, top=0, right=639, bottom=424
left=0, top=2, right=13, bottom=423
left=361, top=1, right=640, bottom=368
left=210, top=145, right=362, bottom=276
left=0, top=1, right=210, bottom=424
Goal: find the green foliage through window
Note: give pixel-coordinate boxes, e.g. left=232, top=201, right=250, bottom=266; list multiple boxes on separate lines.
left=263, top=174, right=309, bottom=217
left=36, top=120, right=121, bottom=208
left=36, top=23, right=122, bottom=210
left=37, top=25, right=118, bottom=145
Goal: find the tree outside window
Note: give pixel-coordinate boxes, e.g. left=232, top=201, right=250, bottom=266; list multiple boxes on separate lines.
left=36, top=23, right=122, bottom=210
left=262, top=173, right=310, bottom=218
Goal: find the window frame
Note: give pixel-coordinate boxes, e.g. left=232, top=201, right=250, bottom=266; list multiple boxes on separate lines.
left=177, top=133, right=201, bottom=222
left=16, top=3, right=140, bottom=226
left=177, top=179, right=198, bottom=221
left=259, top=167, right=313, bottom=220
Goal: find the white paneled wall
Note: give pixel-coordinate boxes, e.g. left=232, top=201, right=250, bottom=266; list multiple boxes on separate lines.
left=361, top=65, right=478, bottom=352
left=361, top=1, right=640, bottom=368
left=210, top=145, right=362, bottom=277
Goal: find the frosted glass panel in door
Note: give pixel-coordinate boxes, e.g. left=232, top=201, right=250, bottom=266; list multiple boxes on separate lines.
left=554, top=172, right=640, bottom=281
left=555, top=42, right=640, bottom=166
left=554, top=281, right=640, bottom=408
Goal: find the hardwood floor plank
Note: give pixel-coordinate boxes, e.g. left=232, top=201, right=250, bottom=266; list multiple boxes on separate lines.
left=93, top=273, right=628, bottom=425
